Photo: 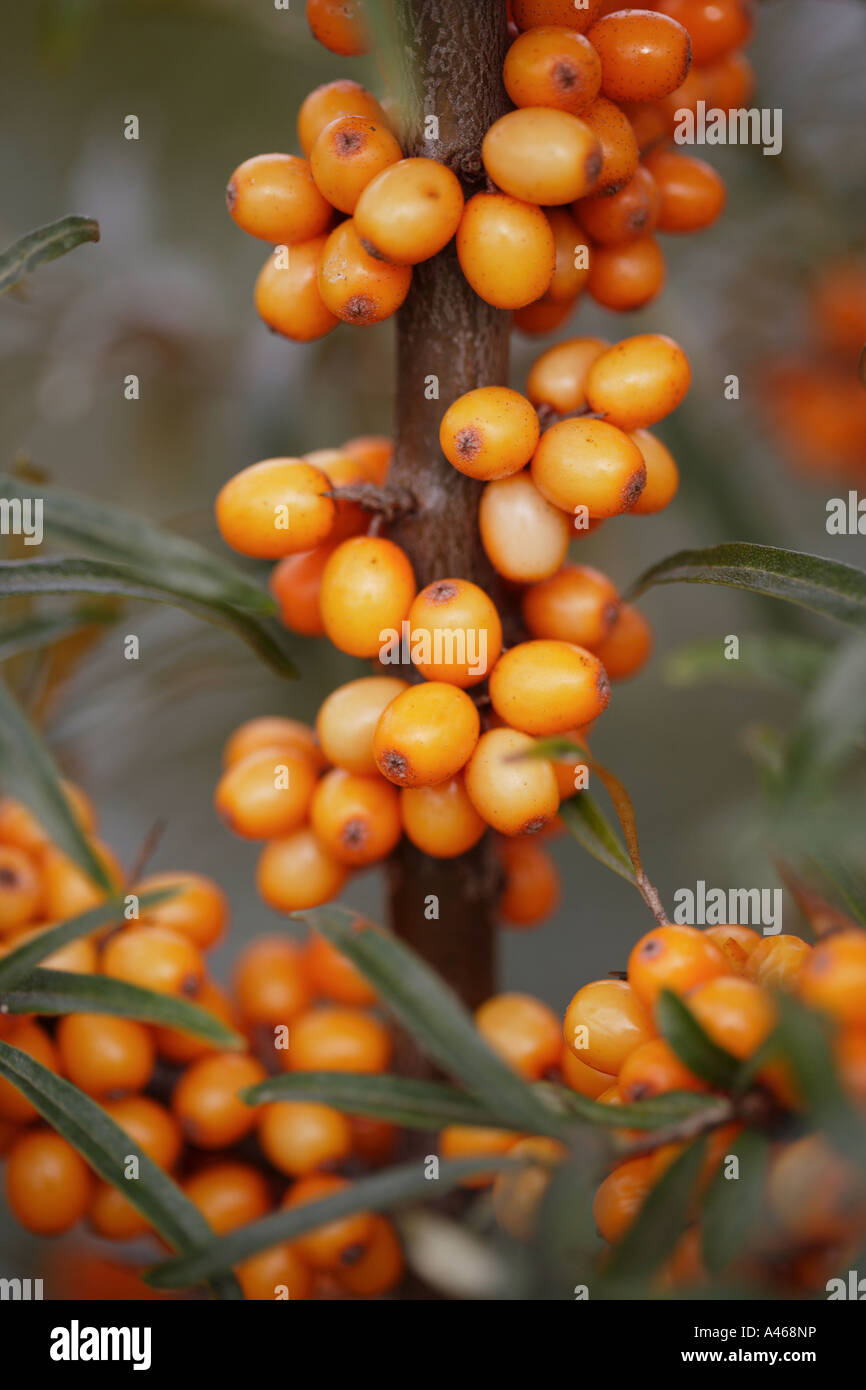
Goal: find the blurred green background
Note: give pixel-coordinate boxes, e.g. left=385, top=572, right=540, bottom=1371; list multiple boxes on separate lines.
left=1, top=0, right=865, bottom=1284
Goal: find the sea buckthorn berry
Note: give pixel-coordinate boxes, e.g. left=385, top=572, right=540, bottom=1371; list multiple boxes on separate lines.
left=577, top=165, right=661, bottom=246
left=511, top=0, right=605, bottom=32
left=580, top=96, right=640, bottom=195
left=216, top=457, right=335, bottom=560
left=12, top=924, right=99, bottom=975
left=257, top=829, right=348, bottom=913
left=499, top=838, right=560, bottom=927
left=503, top=26, right=602, bottom=113
left=237, top=1242, right=314, bottom=1302
left=704, top=924, right=762, bottom=968
left=482, top=108, right=601, bottom=205
left=439, top=1125, right=522, bottom=1187
left=628, top=924, right=728, bottom=1010
left=0, top=1019, right=59, bottom=1122
left=310, top=116, right=401, bottom=215
left=214, top=746, right=318, bottom=841
left=513, top=295, right=576, bottom=337
left=490, top=640, right=611, bottom=736
left=592, top=602, right=653, bottom=679
left=464, top=728, right=559, bottom=837
left=226, top=154, right=332, bottom=244
left=317, top=677, right=408, bottom=776
left=318, top=219, right=412, bottom=325
left=300, top=929, right=377, bottom=1007
left=342, top=433, right=392, bottom=486
left=407, top=579, right=503, bottom=686
left=233, top=936, right=310, bottom=1026
left=585, top=333, right=691, bottom=430
left=5, top=1129, right=94, bottom=1235
left=746, top=934, right=812, bottom=991
left=593, top=1155, right=654, bottom=1243
left=624, top=99, right=670, bottom=153
left=618, top=1037, right=706, bottom=1101
left=457, top=193, right=555, bottom=309
left=89, top=1096, right=183, bottom=1240
left=400, top=776, right=487, bottom=859
left=305, top=447, right=371, bottom=544
left=479, top=472, right=571, bottom=583
left=0, top=782, right=96, bottom=853
left=563, top=978, right=655, bottom=1075
left=298, top=80, right=387, bottom=156
left=655, top=0, right=754, bottom=67
left=102, top=925, right=205, bottom=998
left=523, top=564, right=621, bottom=649
left=373, top=682, right=480, bottom=788
left=532, top=418, right=647, bottom=518
left=320, top=535, right=416, bottom=658
left=56, top=1014, right=155, bottom=1099
left=526, top=336, right=608, bottom=414
left=587, top=234, right=666, bottom=312
left=0, top=844, right=42, bottom=935
left=223, top=716, right=322, bottom=771
left=354, top=158, right=464, bottom=264
left=270, top=545, right=336, bottom=637
left=336, top=1214, right=404, bottom=1296
left=687, top=975, right=776, bottom=1060
left=799, top=930, right=866, bottom=1026
left=184, top=1162, right=270, bottom=1236
left=154, top=978, right=238, bottom=1065
left=810, top=262, right=866, bottom=358
left=258, top=1100, right=352, bottom=1178
left=172, top=1052, right=266, bottom=1149
left=40, top=839, right=123, bottom=920
left=283, top=1173, right=375, bottom=1269
left=643, top=146, right=726, bottom=232
left=440, top=387, right=540, bottom=482
left=837, top=1029, right=866, bottom=1108
left=492, top=1135, right=567, bottom=1239
left=546, top=208, right=592, bottom=302
left=350, top=1115, right=398, bottom=1164
left=135, top=871, right=228, bottom=951
left=475, top=993, right=561, bottom=1080
left=310, top=768, right=402, bottom=868
left=628, top=429, right=679, bottom=514
left=254, top=237, right=339, bottom=342
left=559, top=1041, right=614, bottom=1098
left=588, top=10, right=692, bottom=104
left=306, top=0, right=369, bottom=56
left=768, top=1135, right=866, bottom=1246
left=287, top=1006, right=392, bottom=1074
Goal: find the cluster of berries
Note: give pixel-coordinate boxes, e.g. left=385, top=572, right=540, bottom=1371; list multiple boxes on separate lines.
left=228, top=1, right=752, bottom=340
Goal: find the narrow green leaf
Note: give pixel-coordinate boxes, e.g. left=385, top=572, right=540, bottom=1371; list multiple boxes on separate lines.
left=701, top=1129, right=771, bottom=1275
left=556, top=1086, right=729, bottom=1131
left=0, top=215, right=99, bottom=294
left=243, top=1072, right=504, bottom=1129
left=656, top=989, right=740, bottom=1090
left=0, top=891, right=167, bottom=990
left=559, top=794, right=636, bottom=885
left=0, top=557, right=297, bottom=679
left=0, top=680, right=112, bottom=889
left=664, top=633, right=829, bottom=694
left=298, top=907, right=566, bottom=1136
left=606, top=1137, right=707, bottom=1282
left=630, top=543, right=866, bottom=629
left=782, top=634, right=866, bottom=792
left=0, top=608, right=115, bottom=663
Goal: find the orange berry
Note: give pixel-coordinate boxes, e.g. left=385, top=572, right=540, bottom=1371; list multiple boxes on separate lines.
left=440, top=387, right=540, bottom=483
left=511, top=0, right=605, bottom=33
left=257, top=829, right=349, bottom=913
left=655, top=0, right=754, bottom=67
left=39, top=839, right=123, bottom=921
left=492, top=1135, right=567, bottom=1238
left=102, top=1094, right=183, bottom=1170
left=342, top=433, right=392, bottom=486
left=309, top=768, right=401, bottom=868
left=490, top=639, right=611, bottom=736
left=310, top=115, right=401, bottom=215
left=373, top=682, right=480, bottom=788
left=618, top=1037, right=705, bottom=1101
left=270, top=546, right=335, bottom=636
left=628, top=924, right=728, bottom=1011
left=233, top=936, right=311, bottom=1027
left=0, top=1019, right=59, bottom=1122
left=479, top=472, right=571, bottom=583
left=836, top=1028, right=866, bottom=1108
left=223, top=716, right=322, bottom=771
left=768, top=1135, right=866, bottom=1246
left=687, top=975, right=776, bottom=1061
left=499, top=837, right=560, bottom=927
left=746, top=934, right=812, bottom=991
left=306, top=0, right=368, bottom=55
left=354, top=157, right=464, bottom=264
left=457, top=192, right=555, bottom=309
left=532, top=417, right=647, bottom=518
left=525, top=336, right=608, bottom=414
left=282, top=1173, right=374, bottom=1269
left=350, top=1114, right=398, bottom=1164
left=592, top=603, right=653, bottom=679
left=513, top=295, right=576, bottom=336
left=577, top=165, right=661, bottom=245
left=172, top=1052, right=265, bottom=1149
left=318, top=219, right=412, bottom=325
left=336, top=1214, right=404, bottom=1296
left=588, top=10, right=692, bottom=104
left=546, top=207, right=592, bottom=302
left=102, top=924, right=205, bottom=998
left=216, top=457, right=335, bottom=560
left=439, top=1125, right=521, bottom=1187
left=704, top=924, right=762, bottom=968
left=214, top=745, right=318, bottom=841
left=153, top=978, right=238, bottom=1065
left=483, top=108, right=601, bottom=205
left=799, top=930, right=866, bottom=1026
left=300, top=929, right=377, bottom=1007
left=298, top=80, right=386, bottom=156
left=587, top=234, right=666, bottom=312
left=254, top=237, right=338, bottom=342
left=0, top=783, right=96, bottom=853
left=237, top=1241, right=314, bottom=1301
left=523, top=564, right=620, bottom=649
left=320, top=535, right=416, bottom=658
left=5, top=1129, right=93, bottom=1235
left=304, top=447, right=370, bottom=544
left=226, top=153, right=332, bottom=244
left=400, top=775, right=487, bottom=859
left=628, top=429, right=679, bottom=514
left=317, top=676, right=408, bottom=776
left=407, top=578, right=503, bottom=686
left=258, top=1100, right=353, bottom=1177
left=475, top=992, right=561, bottom=1080
left=580, top=96, right=640, bottom=195
left=135, top=871, right=228, bottom=951
left=184, top=1162, right=270, bottom=1235
left=287, top=1006, right=391, bottom=1074
left=11, top=923, right=98, bottom=975
left=643, top=146, right=726, bottom=232
left=564, top=978, right=655, bottom=1075
left=0, top=844, right=43, bottom=936
left=503, top=26, right=602, bottom=113
left=559, top=1041, right=613, bottom=1098
left=593, top=1155, right=654, bottom=1242
left=465, top=727, right=559, bottom=836
left=585, top=333, right=691, bottom=430
left=623, top=98, right=670, bottom=153
left=56, top=1014, right=154, bottom=1099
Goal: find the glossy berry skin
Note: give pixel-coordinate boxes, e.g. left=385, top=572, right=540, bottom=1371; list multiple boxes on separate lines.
left=588, top=11, right=692, bottom=104
left=578, top=165, right=661, bottom=246
left=560, top=1042, right=614, bottom=1099
left=301, top=930, right=377, bottom=1007
left=320, top=535, right=416, bottom=658
left=233, top=937, right=310, bottom=1026
left=593, top=1155, right=654, bottom=1243
left=0, top=1019, right=59, bottom=1122
left=287, top=1007, right=392, bottom=1074
left=237, top=1242, right=313, bottom=1301
left=477, top=992, right=562, bottom=1080
left=483, top=108, right=602, bottom=205
left=102, top=925, right=205, bottom=998
left=298, top=80, right=387, bottom=156
left=310, top=768, right=402, bottom=868
left=56, top=1014, right=155, bottom=1099
left=318, top=219, right=412, bottom=325
left=258, top=1100, right=352, bottom=1178
left=282, top=1173, right=375, bottom=1269
left=563, top=978, right=654, bottom=1075
left=407, top=579, right=503, bottom=686
left=400, top=775, right=487, bottom=859
left=343, top=433, right=393, bottom=485
left=373, top=682, right=480, bottom=788
left=439, top=1125, right=521, bottom=1188
left=523, top=564, right=620, bottom=650
left=0, top=783, right=96, bottom=853
left=254, top=237, right=338, bottom=342
left=89, top=1096, right=183, bottom=1240
left=628, top=924, right=728, bottom=1010
left=490, top=640, right=610, bottom=736
left=136, top=871, right=228, bottom=950
left=546, top=208, right=591, bottom=302
left=465, top=728, right=559, bottom=837
left=172, top=1052, right=266, bottom=1149
left=0, top=844, right=42, bottom=935
left=440, top=387, right=540, bottom=482
left=310, top=116, right=402, bottom=214
left=216, top=458, right=335, bottom=560
left=585, top=333, right=691, bottom=430
left=746, top=934, right=811, bottom=991
left=40, top=839, right=122, bottom=921
left=305, top=447, right=370, bottom=544
left=587, top=234, right=666, bottom=312
left=511, top=0, right=605, bottom=32
left=628, top=430, right=679, bottom=514
left=580, top=97, right=640, bottom=195
left=655, top=0, right=754, bottom=67
left=643, top=147, right=726, bottom=233
left=526, top=336, right=608, bottom=414
left=593, top=604, right=653, bottom=680
left=532, top=417, right=647, bottom=518
left=184, top=1162, right=270, bottom=1236
left=306, top=0, right=368, bottom=56
left=337, top=1214, right=404, bottom=1296
left=617, top=1037, right=706, bottom=1102
left=257, top=829, right=348, bottom=913
left=354, top=158, right=465, bottom=264
left=457, top=193, right=555, bottom=309
left=499, top=838, right=560, bottom=927
left=316, top=676, right=408, bottom=776
left=223, top=716, right=323, bottom=771
left=5, top=1129, right=94, bottom=1235
left=687, top=975, right=776, bottom=1060
left=154, top=978, right=237, bottom=1065
left=504, top=27, right=601, bottom=113
left=214, top=746, right=318, bottom=841
left=226, top=154, right=332, bottom=244
left=513, top=295, right=575, bottom=337
left=799, top=931, right=866, bottom=1026
left=479, top=472, right=571, bottom=583
left=271, top=544, right=336, bottom=636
